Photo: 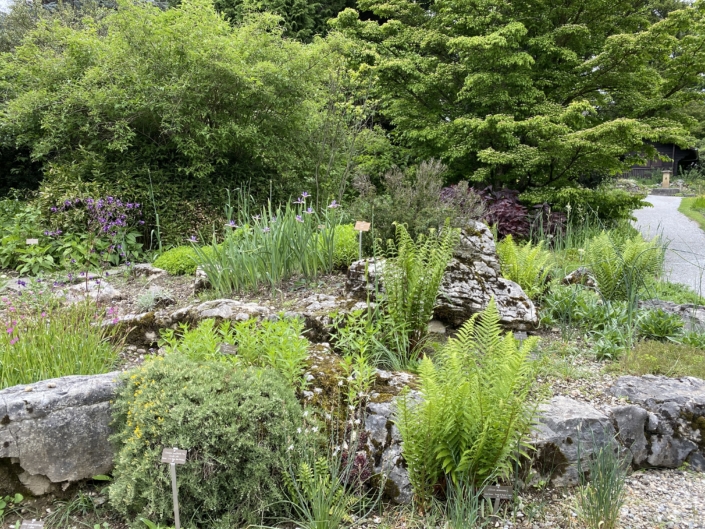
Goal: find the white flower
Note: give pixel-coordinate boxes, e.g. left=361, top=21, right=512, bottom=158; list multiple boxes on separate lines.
left=311, top=426, right=318, bottom=433
left=347, top=376, right=353, bottom=382
left=314, top=388, right=323, bottom=394
left=354, top=419, right=360, bottom=425
left=303, top=410, right=309, bottom=417
left=338, top=380, right=344, bottom=386
left=287, top=444, right=294, bottom=451
left=348, top=405, right=355, bottom=411
left=297, top=427, right=302, bottom=434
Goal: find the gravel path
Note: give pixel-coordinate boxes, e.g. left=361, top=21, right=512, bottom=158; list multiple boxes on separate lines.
left=633, top=195, right=705, bottom=292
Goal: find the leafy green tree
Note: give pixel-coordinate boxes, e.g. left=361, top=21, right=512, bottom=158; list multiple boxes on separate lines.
left=333, top=0, right=705, bottom=188
left=0, top=0, right=352, bottom=239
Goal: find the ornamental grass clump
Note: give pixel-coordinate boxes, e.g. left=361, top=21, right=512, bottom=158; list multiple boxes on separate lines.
left=395, top=299, right=538, bottom=510
left=109, top=355, right=303, bottom=528
left=193, top=191, right=343, bottom=295
left=0, top=302, right=118, bottom=389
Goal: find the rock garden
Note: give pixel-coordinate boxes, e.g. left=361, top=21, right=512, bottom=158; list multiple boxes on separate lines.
left=2, top=1, right=705, bottom=528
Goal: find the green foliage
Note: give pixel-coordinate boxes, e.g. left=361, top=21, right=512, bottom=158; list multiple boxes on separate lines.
left=585, top=232, right=664, bottom=302
left=153, top=246, right=201, bottom=276
left=677, top=330, right=705, bottom=349
left=577, top=441, right=628, bottom=529
left=0, top=302, right=118, bottom=389
left=642, top=279, right=705, bottom=305
left=540, top=284, right=602, bottom=328
left=617, top=340, right=705, bottom=378
left=637, top=309, right=684, bottom=341
left=0, top=0, right=351, bottom=243
left=0, top=494, right=23, bottom=524
left=194, top=193, right=343, bottom=294
left=333, top=0, right=704, bottom=188
left=678, top=195, right=705, bottom=233
left=159, top=317, right=310, bottom=389
left=496, top=235, right=552, bottom=299
left=330, top=224, right=359, bottom=269
left=351, top=160, right=483, bottom=248
left=109, top=355, right=303, bottom=528
left=396, top=299, right=538, bottom=509
left=520, top=187, right=649, bottom=224
left=384, top=221, right=460, bottom=350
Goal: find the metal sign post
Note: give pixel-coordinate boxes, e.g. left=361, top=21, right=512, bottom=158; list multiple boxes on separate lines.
left=161, top=447, right=188, bottom=529
left=482, top=485, right=514, bottom=515
left=514, top=331, right=527, bottom=348
left=20, top=520, right=44, bottom=529
left=354, top=221, right=371, bottom=261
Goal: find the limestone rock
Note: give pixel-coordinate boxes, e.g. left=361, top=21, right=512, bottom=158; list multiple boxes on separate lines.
left=65, top=279, right=123, bottom=303
left=131, top=263, right=165, bottom=277
left=609, top=405, right=649, bottom=465
left=562, top=267, right=596, bottom=289
left=609, top=375, right=705, bottom=468
left=0, top=372, right=120, bottom=489
left=346, top=220, right=538, bottom=330
left=193, top=267, right=210, bottom=294
left=531, top=396, right=617, bottom=486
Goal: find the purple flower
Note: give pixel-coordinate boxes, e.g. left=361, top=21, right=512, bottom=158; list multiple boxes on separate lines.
left=228, top=220, right=237, bottom=227
left=295, top=215, right=303, bottom=223
left=263, top=226, right=271, bottom=233
left=50, top=207, right=57, bottom=212
left=301, top=191, right=310, bottom=198
left=252, top=215, right=261, bottom=221
left=189, top=235, right=198, bottom=242
left=293, top=198, right=305, bottom=205
left=16, top=280, right=26, bottom=287
left=305, top=207, right=314, bottom=214
left=328, top=200, right=340, bottom=208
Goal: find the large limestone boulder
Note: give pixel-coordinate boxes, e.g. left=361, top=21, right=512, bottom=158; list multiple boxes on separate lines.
left=531, top=396, right=618, bottom=487
left=609, top=375, right=705, bottom=470
left=0, top=373, right=120, bottom=495
left=347, top=220, right=538, bottom=329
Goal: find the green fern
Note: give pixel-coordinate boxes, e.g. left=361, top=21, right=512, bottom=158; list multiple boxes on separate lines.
left=384, top=221, right=460, bottom=350
left=395, top=299, right=538, bottom=510
left=496, top=235, right=552, bottom=299
left=586, top=232, right=664, bottom=301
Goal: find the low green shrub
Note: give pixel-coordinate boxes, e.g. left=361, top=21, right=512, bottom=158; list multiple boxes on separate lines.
left=0, top=302, right=118, bottom=389
left=616, top=340, right=705, bottom=379
left=329, top=224, right=358, bottom=269
left=109, top=355, right=303, bottom=528
left=520, top=186, right=648, bottom=224
left=677, top=330, right=705, bottom=349
left=159, top=317, right=309, bottom=389
left=153, top=246, right=201, bottom=275
left=540, top=284, right=601, bottom=327
left=395, top=299, right=538, bottom=509
left=636, top=309, right=684, bottom=341
left=496, top=235, right=552, bottom=299
left=585, top=231, right=664, bottom=302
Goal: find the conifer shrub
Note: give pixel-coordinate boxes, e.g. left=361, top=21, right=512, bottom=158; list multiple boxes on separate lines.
left=109, top=355, right=303, bottom=528
left=329, top=223, right=359, bottom=269
left=395, top=299, right=538, bottom=510
left=153, top=246, right=200, bottom=275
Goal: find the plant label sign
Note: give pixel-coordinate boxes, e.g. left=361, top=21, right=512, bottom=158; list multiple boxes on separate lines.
left=354, top=221, right=371, bottom=232
left=162, top=448, right=187, bottom=529
left=217, top=343, right=238, bottom=356
left=483, top=485, right=513, bottom=514
left=25, top=239, right=39, bottom=245
left=20, top=520, right=44, bottom=529
left=161, top=447, right=187, bottom=464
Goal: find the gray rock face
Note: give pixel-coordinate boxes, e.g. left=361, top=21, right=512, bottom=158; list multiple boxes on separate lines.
left=610, top=375, right=705, bottom=469
left=65, top=279, right=123, bottom=303
left=531, top=396, right=617, bottom=486
left=346, top=221, right=538, bottom=330
left=0, top=373, right=120, bottom=495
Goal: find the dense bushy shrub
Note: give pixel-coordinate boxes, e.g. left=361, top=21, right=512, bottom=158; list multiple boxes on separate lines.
left=496, top=235, right=552, bottom=299
left=153, top=246, right=200, bottom=275
left=330, top=223, right=359, bottom=268
left=477, top=187, right=529, bottom=239
left=350, top=160, right=482, bottom=247
left=0, top=0, right=351, bottom=243
left=109, top=355, right=303, bottom=528
left=396, top=299, right=537, bottom=509
left=520, top=187, right=648, bottom=224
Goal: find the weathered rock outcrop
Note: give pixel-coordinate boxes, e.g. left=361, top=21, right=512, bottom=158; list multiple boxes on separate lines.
left=531, top=396, right=618, bottom=487
left=346, top=221, right=538, bottom=330
left=0, top=373, right=120, bottom=495
left=609, top=375, right=705, bottom=471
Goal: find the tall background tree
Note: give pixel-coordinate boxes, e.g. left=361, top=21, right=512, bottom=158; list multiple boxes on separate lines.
left=332, top=0, right=705, bottom=189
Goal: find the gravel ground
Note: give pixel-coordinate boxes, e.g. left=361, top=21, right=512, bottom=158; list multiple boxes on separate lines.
left=633, top=195, right=705, bottom=292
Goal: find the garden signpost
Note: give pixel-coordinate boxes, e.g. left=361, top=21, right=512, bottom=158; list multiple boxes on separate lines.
left=354, top=221, right=370, bottom=260
left=161, top=447, right=188, bottom=529
left=482, top=485, right=514, bottom=515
